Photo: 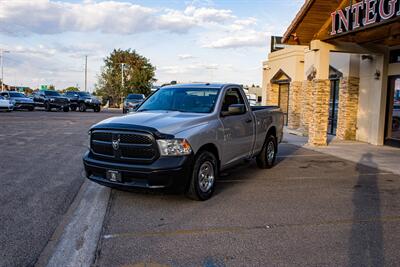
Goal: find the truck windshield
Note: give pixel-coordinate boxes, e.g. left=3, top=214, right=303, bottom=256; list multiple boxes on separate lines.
left=137, top=87, right=219, bottom=113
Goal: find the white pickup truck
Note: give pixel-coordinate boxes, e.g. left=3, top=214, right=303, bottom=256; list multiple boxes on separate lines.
left=83, top=83, right=284, bottom=200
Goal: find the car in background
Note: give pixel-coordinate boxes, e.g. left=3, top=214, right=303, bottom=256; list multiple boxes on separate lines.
left=0, top=91, right=35, bottom=111
left=0, top=95, right=14, bottom=111
left=123, top=93, right=145, bottom=113
left=64, top=91, right=101, bottom=112
left=246, top=93, right=257, bottom=106
left=32, top=90, right=70, bottom=112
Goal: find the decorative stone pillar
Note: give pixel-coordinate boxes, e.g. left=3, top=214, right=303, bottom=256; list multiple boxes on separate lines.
left=298, top=80, right=313, bottom=134
left=308, top=79, right=331, bottom=146
left=266, top=83, right=279, bottom=106
left=288, top=81, right=302, bottom=129
left=336, top=76, right=360, bottom=140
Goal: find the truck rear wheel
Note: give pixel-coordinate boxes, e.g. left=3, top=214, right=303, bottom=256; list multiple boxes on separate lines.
left=186, top=151, right=217, bottom=201
left=256, top=135, right=277, bottom=169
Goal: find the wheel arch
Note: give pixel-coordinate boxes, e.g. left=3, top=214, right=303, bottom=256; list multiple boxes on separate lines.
left=196, top=143, right=220, bottom=170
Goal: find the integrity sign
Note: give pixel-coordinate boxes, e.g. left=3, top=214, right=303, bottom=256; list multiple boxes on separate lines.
left=331, top=0, right=400, bottom=36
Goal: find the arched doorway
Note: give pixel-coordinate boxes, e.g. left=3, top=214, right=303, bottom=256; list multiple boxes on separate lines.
left=271, top=69, right=291, bottom=126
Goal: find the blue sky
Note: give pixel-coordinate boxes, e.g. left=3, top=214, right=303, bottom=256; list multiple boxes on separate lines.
left=0, top=0, right=303, bottom=91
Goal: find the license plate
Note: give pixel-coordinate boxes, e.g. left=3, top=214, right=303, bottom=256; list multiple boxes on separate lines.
left=106, top=170, right=122, bottom=182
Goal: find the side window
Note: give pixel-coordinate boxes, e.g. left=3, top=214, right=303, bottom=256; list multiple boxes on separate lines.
left=221, top=88, right=246, bottom=112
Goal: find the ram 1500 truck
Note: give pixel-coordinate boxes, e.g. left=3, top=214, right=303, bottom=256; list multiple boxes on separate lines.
left=83, top=83, right=284, bottom=200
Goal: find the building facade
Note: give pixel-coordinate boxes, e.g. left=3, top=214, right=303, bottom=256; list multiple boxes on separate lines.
left=262, top=0, right=400, bottom=147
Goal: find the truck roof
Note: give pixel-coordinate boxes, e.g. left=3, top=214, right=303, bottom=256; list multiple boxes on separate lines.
left=161, top=83, right=241, bottom=90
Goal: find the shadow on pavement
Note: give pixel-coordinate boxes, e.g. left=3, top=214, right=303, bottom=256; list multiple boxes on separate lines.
left=349, top=153, right=384, bottom=265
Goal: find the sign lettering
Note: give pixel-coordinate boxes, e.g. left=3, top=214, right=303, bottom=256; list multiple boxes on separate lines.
left=331, top=0, right=400, bottom=36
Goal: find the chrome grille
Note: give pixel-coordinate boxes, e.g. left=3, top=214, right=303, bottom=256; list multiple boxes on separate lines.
left=90, top=130, right=158, bottom=164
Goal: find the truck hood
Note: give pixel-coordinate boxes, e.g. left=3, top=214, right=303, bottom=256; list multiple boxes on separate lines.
left=95, top=110, right=210, bottom=135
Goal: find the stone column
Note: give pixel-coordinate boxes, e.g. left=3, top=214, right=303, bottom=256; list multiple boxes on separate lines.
left=266, top=83, right=279, bottom=106
left=336, top=76, right=360, bottom=140
left=288, top=81, right=302, bottom=129
left=298, top=80, right=313, bottom=134
left=308, top=79, right=331, bottom=146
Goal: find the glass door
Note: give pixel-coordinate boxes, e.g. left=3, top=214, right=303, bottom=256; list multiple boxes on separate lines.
left=385, top=76, right=400, bottom=146
left=328, top=79, right=339, bottom=135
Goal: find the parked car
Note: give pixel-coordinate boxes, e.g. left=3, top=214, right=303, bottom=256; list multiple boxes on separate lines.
left=123, top=94, right=145, bottom=113
left=83, top=83, right=284, bottom=200
left=0, top=91, right=35, bottom=111
left=393, top=104, right=400, bottom=131
left=0, top=95, right=14, bottom=111
left=32, top=90, right=70, bottom=112
left=64, top=91, right=101, bottom=112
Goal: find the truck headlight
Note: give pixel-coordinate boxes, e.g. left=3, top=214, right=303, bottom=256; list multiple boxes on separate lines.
left=157, top=139, right=192, bottom=156
left=85, top=99, right=92, bottom=103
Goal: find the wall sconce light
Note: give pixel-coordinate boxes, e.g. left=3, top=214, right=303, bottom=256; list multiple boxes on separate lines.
left=374, top=70, right=381, bottom=80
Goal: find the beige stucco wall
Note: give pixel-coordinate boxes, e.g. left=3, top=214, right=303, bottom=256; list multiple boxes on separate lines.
left=356, top=54, right=389, bottom=145
left=262, top=46, right=307, bottom=105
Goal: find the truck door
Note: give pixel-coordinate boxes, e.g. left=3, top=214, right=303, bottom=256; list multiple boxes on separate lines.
left=220, top=87, right=254, bottom=166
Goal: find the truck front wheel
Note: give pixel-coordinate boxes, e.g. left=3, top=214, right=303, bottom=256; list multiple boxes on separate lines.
left=186, top=151, right=218, bottom=201
left=256, top=135, right=277, bottom=169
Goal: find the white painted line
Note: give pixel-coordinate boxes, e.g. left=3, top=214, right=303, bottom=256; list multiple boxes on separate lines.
left=43, top=181, right=110, bottom=267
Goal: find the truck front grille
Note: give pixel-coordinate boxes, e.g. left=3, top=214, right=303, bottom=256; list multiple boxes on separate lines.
left=90, top=130, right=158, bottom=164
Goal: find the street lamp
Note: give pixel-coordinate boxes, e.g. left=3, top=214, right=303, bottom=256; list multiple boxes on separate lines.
left=1, top=49, right=10, bottom=92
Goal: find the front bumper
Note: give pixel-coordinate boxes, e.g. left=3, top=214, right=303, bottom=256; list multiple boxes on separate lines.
left=83, top=151, right=193, bottom=189
left=14, top=103, right=34, bottom=110
left=50, top=102, right=69, bottom=109
left=0, top=105, right=13, bottom=111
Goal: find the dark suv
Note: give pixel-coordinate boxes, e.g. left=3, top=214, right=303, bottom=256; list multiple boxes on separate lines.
left=32, top=90, right=70, bottom=112
left=123, top=94, right=145, bottom=113
left=64, top=91, right=101, bottom=112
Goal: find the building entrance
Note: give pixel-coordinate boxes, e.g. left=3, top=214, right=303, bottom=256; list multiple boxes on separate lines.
left=385, top=76, right=400, bottom=147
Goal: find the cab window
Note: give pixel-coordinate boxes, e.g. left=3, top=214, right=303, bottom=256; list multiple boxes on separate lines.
left=221, top=88, right=246, bottom=112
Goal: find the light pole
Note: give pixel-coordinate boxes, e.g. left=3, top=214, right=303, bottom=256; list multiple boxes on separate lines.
left=1, top=49, right=10, bottom=92
left=84, top=55, right=88, bottom=92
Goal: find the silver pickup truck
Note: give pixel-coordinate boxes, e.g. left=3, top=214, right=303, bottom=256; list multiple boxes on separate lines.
left=83, top=83, right=284, bottom=200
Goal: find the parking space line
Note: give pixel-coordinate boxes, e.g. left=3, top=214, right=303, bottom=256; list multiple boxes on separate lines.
left=101, top=215, right=400, bottom=240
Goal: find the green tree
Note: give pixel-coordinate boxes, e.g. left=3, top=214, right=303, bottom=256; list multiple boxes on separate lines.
left=60, top=86, right=79, bottom=93
left=95, top=49, right=156, bottom=107
left=48, top=85, right=56, bottom=90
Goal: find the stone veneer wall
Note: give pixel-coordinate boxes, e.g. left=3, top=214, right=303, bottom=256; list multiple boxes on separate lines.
left=308, top=79, right=331, bottom=146
left=336, top=76, right=360, bottom=140
left=266, top=83, right=279, bottom=106
left=298, top=80, right=313, bottom=134
left=288, top=81, right=302, bottom=129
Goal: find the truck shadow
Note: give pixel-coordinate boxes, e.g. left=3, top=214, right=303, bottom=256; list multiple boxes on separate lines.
left=348, top=153, right=384, bottom=266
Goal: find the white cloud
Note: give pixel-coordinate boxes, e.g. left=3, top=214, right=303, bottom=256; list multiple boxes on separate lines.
left=202, top=30, right=267, bottom=49
left=0, top=1, right=234, bottom=35
left=178, top=54, right=195, bottom=60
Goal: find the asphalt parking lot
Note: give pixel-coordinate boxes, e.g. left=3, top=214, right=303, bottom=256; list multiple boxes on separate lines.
left=95, top=145, right=400, bottom=266
left=1, top=110, right=400, bottom=267
left=0, top=110, right=118, bottom=267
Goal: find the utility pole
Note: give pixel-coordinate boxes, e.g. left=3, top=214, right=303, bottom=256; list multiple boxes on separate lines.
left=84, top=55, right=88, bottom=92
left=120, top=63, right=126, bottom=90
left=1, top=49, right=10, bottom=92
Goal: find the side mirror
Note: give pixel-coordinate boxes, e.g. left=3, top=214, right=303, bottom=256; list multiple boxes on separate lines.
left=221, top=104, right=246, bottom=116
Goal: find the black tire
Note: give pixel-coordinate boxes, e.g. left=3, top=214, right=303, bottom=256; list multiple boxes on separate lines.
left=70, top=106, right=77, bottom=111
left=256, top=135, right=277, bottom=169
left=79, top=103, right=87, bottom=112
left=186, top=151, right=218, bottom=201
left=94, top=106, right=101, bottom=112
left=45, top=102, right=51, bottom=112
left=28, top=106, right=34, bottom=111
left=63, top=106, right=69, bottom=112
left=123, top=108, right=127, bottom=114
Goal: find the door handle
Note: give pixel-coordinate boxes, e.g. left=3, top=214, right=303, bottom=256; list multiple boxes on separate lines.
left=245, top=119, right=252, bottom=123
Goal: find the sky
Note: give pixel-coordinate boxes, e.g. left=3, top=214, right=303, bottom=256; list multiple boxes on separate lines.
left=0, top=0, right=304, bottom=91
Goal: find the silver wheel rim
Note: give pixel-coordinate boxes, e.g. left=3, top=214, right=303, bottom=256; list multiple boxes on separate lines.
left=198, top=161, right=215, bottom=193
left=267, top=141, right=275, bottom=164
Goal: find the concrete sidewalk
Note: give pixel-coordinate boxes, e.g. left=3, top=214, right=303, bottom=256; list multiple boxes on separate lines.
left=283, top=131, right=400, bottom=176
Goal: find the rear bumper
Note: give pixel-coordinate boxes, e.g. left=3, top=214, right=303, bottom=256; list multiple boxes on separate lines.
left=83, top=151, right=193, bottom=189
